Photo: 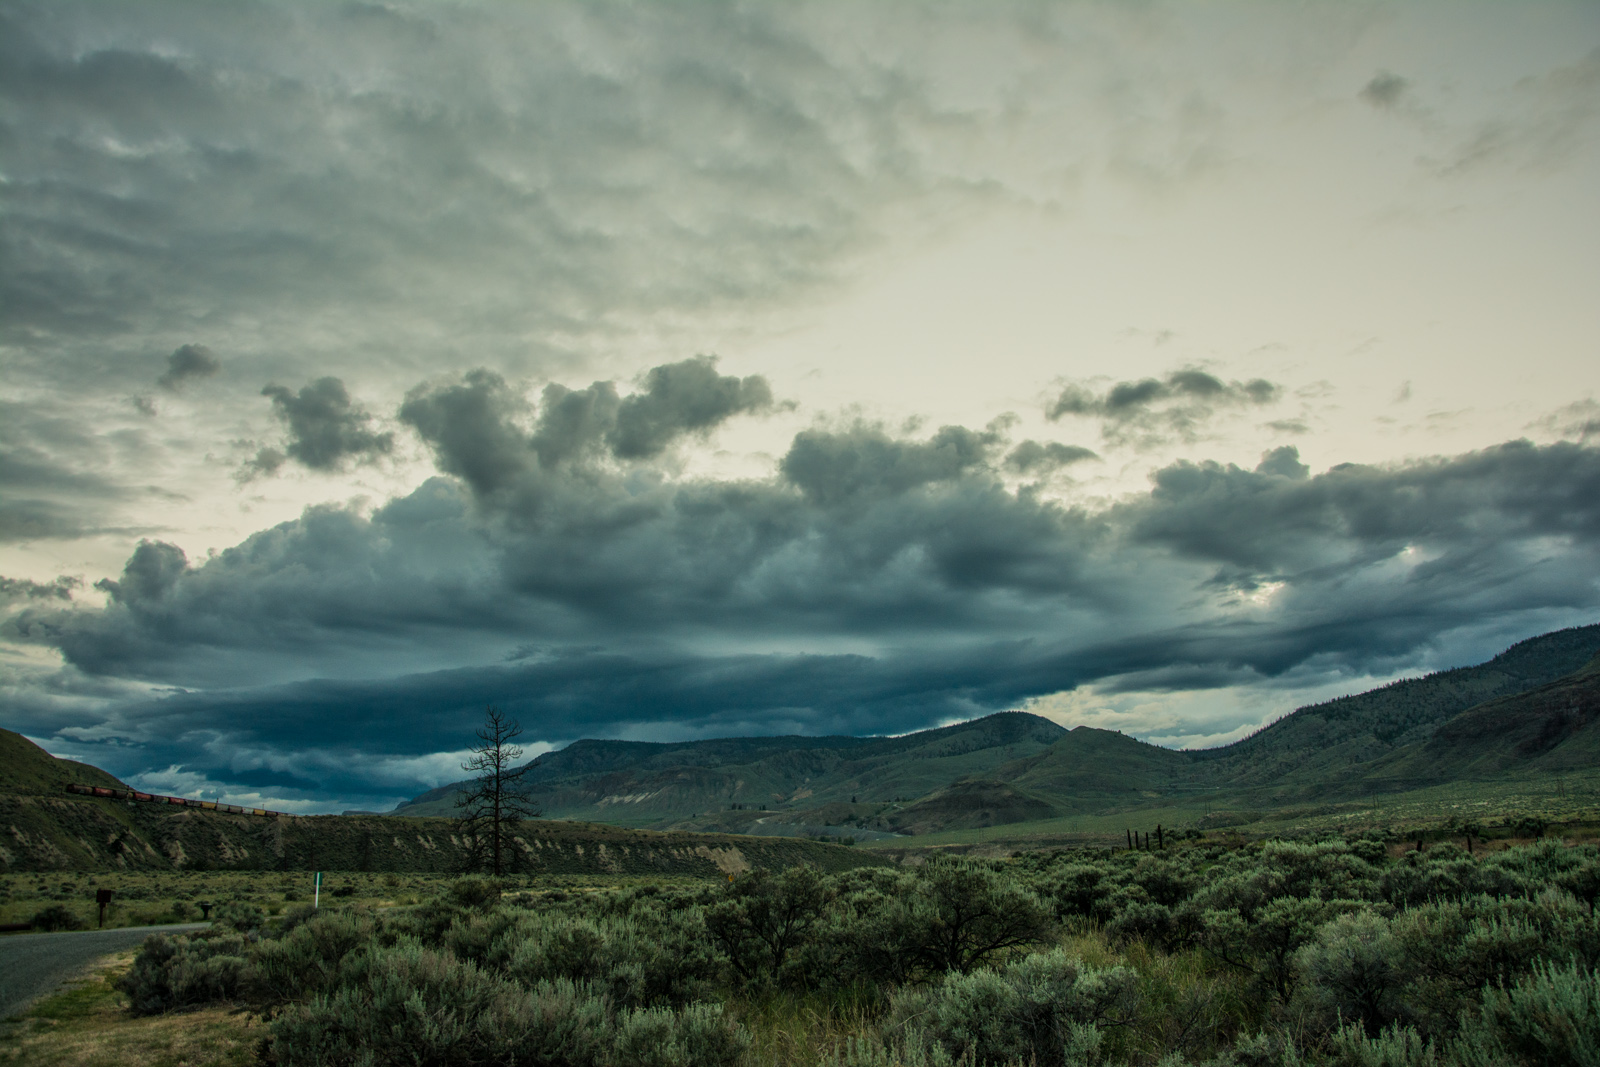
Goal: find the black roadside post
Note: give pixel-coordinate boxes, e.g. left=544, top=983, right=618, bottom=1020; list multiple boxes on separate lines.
left=1126, top=829, right=1133, bottom=850
left=1157, top=825, right=1164, bottom=850
left=96, top=888, right=113, bottom=929
left=198, top=901, right=213, bottom=920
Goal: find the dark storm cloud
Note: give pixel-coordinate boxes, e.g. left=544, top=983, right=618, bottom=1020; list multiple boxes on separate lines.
left=0, top=1, right=950, bottom=383
left=608, top=357, right=774, bottom=460
left=0, top=575, right=80, bottom=604
left=399, top=358, right=776, bottom=494
left=93, top=540, right=189, bottom=607
left=1360, top=72, right=1408, bottom=109
left=1124, top=440, right=1600, bottom=580
left=0, top=0, right=1276, bottom=402
left=780, top=423, right=1000, bottom=506
left=15, top=393, right=1600, bottom=797
left=156, top=344, right=219, bottom=391
left=258, top=377, right=393, bottom=473
left=399, top=371, right=534, bottom=496
left=1005, top=441, right=1099, bottom=475
left=1047, top=368, right=1282, bottom=448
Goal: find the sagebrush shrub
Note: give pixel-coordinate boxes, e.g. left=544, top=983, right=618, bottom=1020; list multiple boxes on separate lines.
left=1454, top=961, right=1600, bottom=1067
left=611, top=1002, right=750, bottom=1067
left=119, top=930, right=254, bottom=1015
left=213, top=900, right=266, bottom=933
left=1326, top=1023, right=1440, bottom=1067
left=268, top=942, right=613, bottom=1067
left=1293, top=911, right=1408, bottom=1039
left=27, top=903, right=83, bottom=931
left=882, top=948, right=1138, bottom=1067
left=252, top=908, right=378, bottom=1005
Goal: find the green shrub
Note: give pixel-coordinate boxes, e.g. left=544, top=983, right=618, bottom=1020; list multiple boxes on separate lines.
left=706, top=865, right=832, bottom=989
left=1293, top=911, right=1408, bottom=1038
left=900, top=859, right=1055, bottom=976
left=1215, top=1029, right=1305, bottom=1067
left=611, top=1002, right=750, bottom=1067
left=501, top=908, right=718, bottom=1009
left=447, top=876, right=505, bottom=910
left=1043, top=863, right=1110, bottom=922
left=1455, top=961, right=1599, bottom=1067
left=268, top=942, right=611, bottom=1067
left=213, top=900, right=266, bottom=934
left=118, top=930, right=254, bottom=1015
left=28, top=903, right=84, bottom=931
left=252, top=909, right=378, bottom=1005
left=882, top=948, right=1138, bottom=1067
left=1327, top=1023, right=1439, bottom=1067
left=1205, top=896, right=1363, bottom=1003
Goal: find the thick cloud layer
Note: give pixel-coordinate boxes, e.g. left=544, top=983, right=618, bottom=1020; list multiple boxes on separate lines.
left=9, top=364, right=1599, bottom=805
left=3, top=3, right=1597, bottom=811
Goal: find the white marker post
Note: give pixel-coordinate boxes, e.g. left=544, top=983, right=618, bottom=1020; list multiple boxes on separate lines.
left=314, top=871, right=322, bottom=909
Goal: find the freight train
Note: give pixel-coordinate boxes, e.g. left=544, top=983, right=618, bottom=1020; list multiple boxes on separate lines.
left=63, top=782, right=296, bottom=817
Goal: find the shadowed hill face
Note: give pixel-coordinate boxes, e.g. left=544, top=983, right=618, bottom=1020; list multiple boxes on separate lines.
left=391, top=711, right=1067, bottom=822
left=1389, top=651, right=1600, bottom=779
left=0, top=728, right=127, bottom=796
left=1006, top=726, right=1192, bottom=802
left=879, top=778, right=1060, bottom=835
left=388, top=624, right=1600, bottom=835
left=1195, top=623, right=1600, bottom=786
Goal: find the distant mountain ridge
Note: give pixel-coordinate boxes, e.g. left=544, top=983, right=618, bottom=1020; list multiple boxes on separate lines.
left=0, top=728, right=886, bottom=875
left=392, top=711, right=1068, bottom=826
left=392, top=622, right=1600, bottom=836
left=1196, top=623, right=1600, bottom=786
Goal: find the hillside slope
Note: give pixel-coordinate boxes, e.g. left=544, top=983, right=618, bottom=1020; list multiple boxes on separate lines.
left=385, top=624, right=1600, bottom=838
left=393, top=711, right=1067, bottom=826
left=0, top=729, right=886, bottom=875
left=1196, top=623, right=1600, bottom=788
left=1, top=728, right=129, bottom=796
left=0, top=792, right=889, bottom=876
left=1376, top=651, right=1600, bottom=782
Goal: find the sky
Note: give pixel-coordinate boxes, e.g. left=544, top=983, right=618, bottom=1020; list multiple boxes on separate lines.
left=2, top=1, right=1598, bottom=814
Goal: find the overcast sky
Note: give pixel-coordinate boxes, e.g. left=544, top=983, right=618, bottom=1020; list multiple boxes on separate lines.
left=3, top=1, right=1598, bottom=813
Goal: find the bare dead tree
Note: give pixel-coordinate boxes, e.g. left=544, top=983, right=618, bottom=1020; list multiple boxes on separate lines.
left=455, top=706, right=540, bottom=876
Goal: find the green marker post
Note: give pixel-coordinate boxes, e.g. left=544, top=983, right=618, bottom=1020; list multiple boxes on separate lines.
left=314, top=871, right=322, bottom=909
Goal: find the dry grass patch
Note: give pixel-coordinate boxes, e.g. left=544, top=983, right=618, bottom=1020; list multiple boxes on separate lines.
left=0, top=952, right=258, bottom=1067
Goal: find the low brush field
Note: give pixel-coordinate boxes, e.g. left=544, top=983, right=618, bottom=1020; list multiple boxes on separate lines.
left=6, top=826, right=1597, bottom=1067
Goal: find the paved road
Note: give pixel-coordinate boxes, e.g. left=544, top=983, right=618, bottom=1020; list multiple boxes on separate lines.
left=0, top=923, right=210, bottom=1021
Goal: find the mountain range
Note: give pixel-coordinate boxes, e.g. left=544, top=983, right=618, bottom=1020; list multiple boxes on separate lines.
left=392, top=623, right=1600, bottom=837
left=4, top=622, right=1595, bottom=872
